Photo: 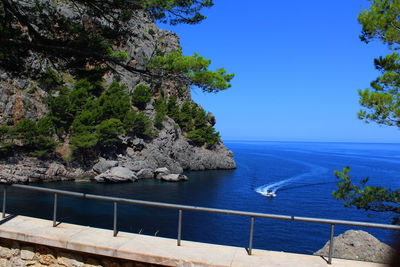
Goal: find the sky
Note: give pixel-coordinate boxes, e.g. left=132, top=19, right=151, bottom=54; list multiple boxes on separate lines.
left=159, top=0, right=400, bottom=143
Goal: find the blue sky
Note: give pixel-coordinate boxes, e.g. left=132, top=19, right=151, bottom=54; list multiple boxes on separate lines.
left=159, top=0, right=400, bottom=143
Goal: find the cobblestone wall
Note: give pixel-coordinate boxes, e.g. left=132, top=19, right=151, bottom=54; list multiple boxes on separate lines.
left=0, top=238, right=160, bottom=267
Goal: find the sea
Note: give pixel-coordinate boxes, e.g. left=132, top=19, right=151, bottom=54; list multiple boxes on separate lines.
left=5, top=141, right=400, bottom=254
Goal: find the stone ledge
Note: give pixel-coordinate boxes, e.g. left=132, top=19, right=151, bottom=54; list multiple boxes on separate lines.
left=0, top=215, right=388, bottom=267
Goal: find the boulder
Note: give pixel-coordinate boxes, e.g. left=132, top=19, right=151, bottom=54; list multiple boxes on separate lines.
left=124, top=160, right=150, bottom=172
left=136, top=168, right=154, bottom=179
left=154, top=167, right=170, bottom=179
left=92, top=158, right=118, bottom=174
left=95, top=167, right=137, bottom=182
left=160, top=174, right=188, bottom=182
left=45, top=162, right=66, bottom=176
left=314, top=230, right=395, bottom=263
left=0, top=171, right=28, bottom=184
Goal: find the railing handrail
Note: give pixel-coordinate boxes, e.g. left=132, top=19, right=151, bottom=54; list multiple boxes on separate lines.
left=8, top=183, right=400, bottom=230
left=2, top=183, right=400, bottom=265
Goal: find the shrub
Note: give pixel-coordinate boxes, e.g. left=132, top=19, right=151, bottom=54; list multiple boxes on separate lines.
left=154, top=97, right=167, bottom=129
left=132, top=84, right=152, bottom=110
left=96, top=118, right=126, bottom=143
left=70, top=131, right=98, bottom=150
left=167, top=96, right=180, bottom=122
left=179, top=102, right=193, bottom=132
left=98, top=81, right=131, bottom=120
left=187, top=125, right=220, bottom=148
left=132, top=112, right=153, bottom=139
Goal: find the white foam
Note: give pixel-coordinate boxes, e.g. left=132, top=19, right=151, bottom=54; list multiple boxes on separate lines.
left=255, top=162, right=328, bottom=197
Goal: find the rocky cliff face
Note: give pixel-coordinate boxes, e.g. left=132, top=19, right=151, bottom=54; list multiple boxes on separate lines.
left=0, top=7, right=236, bottom=183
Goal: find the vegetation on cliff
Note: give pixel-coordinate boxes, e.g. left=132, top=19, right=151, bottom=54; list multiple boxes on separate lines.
left=0, top=0, right=234, bottom=160
left=334, top=0, right=400, bottom=224
left=0, top=0, right=232, bottom=93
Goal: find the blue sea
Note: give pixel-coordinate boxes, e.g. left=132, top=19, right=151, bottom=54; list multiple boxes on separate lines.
left=5, top=141, right=400, bottom=254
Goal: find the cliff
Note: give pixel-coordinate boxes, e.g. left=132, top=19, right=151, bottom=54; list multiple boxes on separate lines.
left=0, top=4, right=236, bottom=183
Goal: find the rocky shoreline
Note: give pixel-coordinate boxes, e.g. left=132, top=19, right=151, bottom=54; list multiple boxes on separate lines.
left=0, top=117, right=236, bottom=184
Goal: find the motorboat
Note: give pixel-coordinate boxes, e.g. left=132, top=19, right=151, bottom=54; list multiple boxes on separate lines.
left=264, top=190, right=276, bottom=197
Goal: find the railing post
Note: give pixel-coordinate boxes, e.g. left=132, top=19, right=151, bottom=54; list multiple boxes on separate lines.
left=2, top=186, right=6, bottom=219
left=53, top=193, right=57, bottom=227
left=248, top=216, right=255, bottom=255
left=113, top=202, right=117, bottom=237
left=177, top=209, right=182, bottom=246
left=328, top=224, right=335, bottom=264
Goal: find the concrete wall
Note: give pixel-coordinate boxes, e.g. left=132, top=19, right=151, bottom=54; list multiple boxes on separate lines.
left=0, top=238, right=159, bottom=267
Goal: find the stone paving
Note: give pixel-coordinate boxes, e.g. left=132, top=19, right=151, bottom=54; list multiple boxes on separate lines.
left=0, top=215, right=388, bottom=266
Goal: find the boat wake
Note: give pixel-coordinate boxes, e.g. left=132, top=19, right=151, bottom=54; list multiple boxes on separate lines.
left=255, top=163, right=328, bottom=198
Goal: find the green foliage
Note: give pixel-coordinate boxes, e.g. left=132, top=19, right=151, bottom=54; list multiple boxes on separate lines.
left=36, top=116, right=54, bottom=136
left=167, top=96, right=180, bottom=122
left=164, top=99, right=220, bottom=148
left=96, top=119, right=126, bottom=143
left=179, top=102, right=194, bottom=131
left=49, top=91, right=73, bottom=130
left=148, top=50, right=234, bottom=93
left=132, top=84, right=152, bottom=110
left=0, top=141, right=14, bottom=152
left=358, top=52, right=400, bottom=126
left=12, top=119, right=37, bottom=147
left=107, top=48, right=129, bottom=61
left=154, top=97, right=168, bottom=129
left=187, top=125, right=220, bottom=148
left=0, top=126, right=8, bottom=139
left=70, top=131, right=98, bottom=150
left=124, top=112, right=153, bottom=139
left=357, top=1, right=400, bottom=126
left=69, top=80, right=92, bottom=114
left=11, top=118, right=56, bottom=154
left=39, top=69, right=63, bottom=91
left=358, top=0, right=400, bottom=47
left=0, top=0, right=213, bottom=73
left=333, top=1, right=400, bottom=225
left=333, top=167, right=400, bottom=224
left=148, top=28, right=156, bottom=36
left=144, top=0, right=214, bottom=25
left=98, top=81, right=131, bottom=121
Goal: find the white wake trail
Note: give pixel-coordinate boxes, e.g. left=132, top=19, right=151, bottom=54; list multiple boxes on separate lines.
left=255, top=163, right=328, bottom=197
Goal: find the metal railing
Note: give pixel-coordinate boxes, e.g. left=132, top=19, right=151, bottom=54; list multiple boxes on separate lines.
left=2, top=184, right=400, bottom=264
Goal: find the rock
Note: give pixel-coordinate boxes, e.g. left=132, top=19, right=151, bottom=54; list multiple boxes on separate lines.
left=126, top=147, right=135, bottom=158
left=0, top=246, right=12, bottom=259
left=95, top=167, right=137, bottom=182
left=57, top=252, right=84, bottom=267
left=136, top=168, right=154, bottom=179
left=92, top=158, right=118, bottom=174
left=314, top=230, right=395, bottom=263
left=0, top=171, right=28, bottom=184
left=160, top=174, right=188, bottom=182
left=45, top=162, right=66, bottom=176
left=36, top=246, right=56, bottom=265
left=9, top=258, right=25, bottom=267
left=20, top=246, right=35, bottom=260
left=123, top=160, right=149, bottom=172
left=154, top=167, right=170, bottom=179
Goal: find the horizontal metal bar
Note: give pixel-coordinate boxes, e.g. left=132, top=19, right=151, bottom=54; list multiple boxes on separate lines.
left=293, top=216, right=400, bottom=230
left=83, top=193, right=293, bottom=220
left=6, top=184, right=400, bottom=231
left=11, top=184, right=85, bottom=198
